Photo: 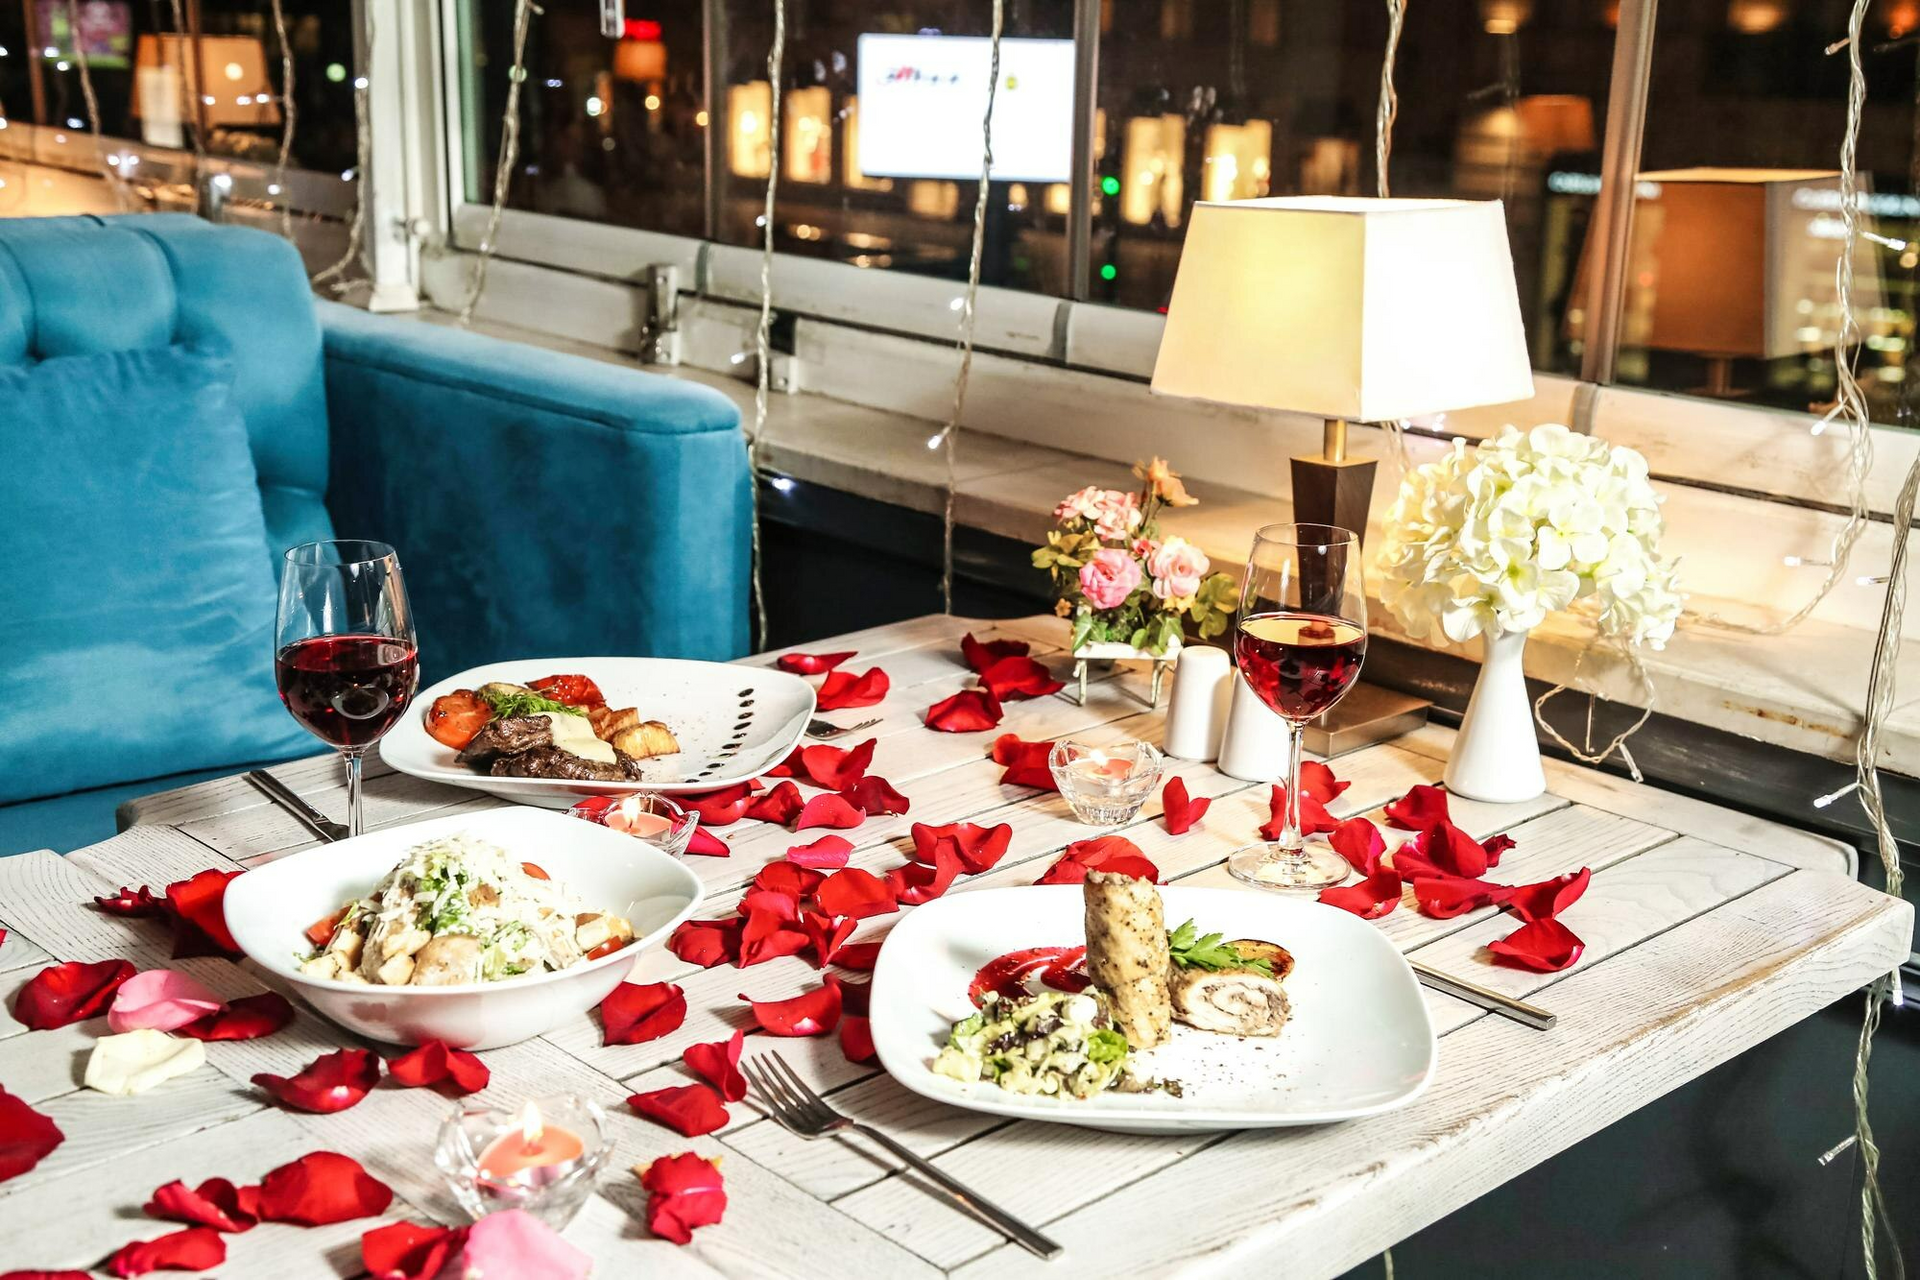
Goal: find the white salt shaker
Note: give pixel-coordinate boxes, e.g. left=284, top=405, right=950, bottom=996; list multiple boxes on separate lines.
left=1218, top=674, right=1291, bottom=783
left=1162, top=645, right=1233, bottom=761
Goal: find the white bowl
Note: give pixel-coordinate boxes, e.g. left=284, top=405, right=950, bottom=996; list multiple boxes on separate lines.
left=224, top=807, right=704, bottom=1049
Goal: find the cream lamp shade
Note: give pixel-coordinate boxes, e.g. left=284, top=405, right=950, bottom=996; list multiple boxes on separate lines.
left=1151, top=196, right=1535, bottom=423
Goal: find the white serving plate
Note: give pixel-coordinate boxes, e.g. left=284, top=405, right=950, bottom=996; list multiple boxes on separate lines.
left=224, top=807, right=703, bottom=1049
left=382, top=656, right=815, bottom=806
left=870, top=885, right=1436, bottom=1133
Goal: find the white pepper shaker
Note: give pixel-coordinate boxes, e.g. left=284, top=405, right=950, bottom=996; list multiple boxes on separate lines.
left=1217, top=673, right=1291, bottom=783
left=1162, top=645, right=1233, bottom=761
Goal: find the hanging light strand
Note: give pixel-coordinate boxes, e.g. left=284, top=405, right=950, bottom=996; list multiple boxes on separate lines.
left=458, top=0, right=539, bottom=325
left=267, top=0, right=297, bottom=240
left=165, top=0, right=206, bottom=172
left=741, top=0, right=787, bottom=648
left=310, top=3, right=373, bottom=292
left=63, top=0, right=127, bottom=208
left=933, top=0, right=1004, bottom=615
left=1372, top=0, right=1409, bottom=475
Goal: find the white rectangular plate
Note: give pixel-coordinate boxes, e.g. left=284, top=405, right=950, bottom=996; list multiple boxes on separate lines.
left=870, top=885, right=1437, bottom=1133
left=381, top=656, right=816, bottom=807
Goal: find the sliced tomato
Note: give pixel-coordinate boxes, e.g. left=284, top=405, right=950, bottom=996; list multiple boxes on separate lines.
left=530, top=673, right=605, bottom=708
left=520, top=862, right=550, bottom=880
left=584, top=938, right=630, bottom=960
left=425, top=689, right=492, bottom=749
left=305, top=907, right=348, bottom=949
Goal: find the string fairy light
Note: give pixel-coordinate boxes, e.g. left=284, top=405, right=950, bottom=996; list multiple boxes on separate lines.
left=1371, top=0, right=1410, bottom=475
left=929, top=0, right=1004, bottom=615
left=62, top=0, right=127, bottom=209
left=740, top=0, right=786, bottom=648
left=309, top=2, right=373, bottom=293
left=457, top=0, right=539, bottom=326
left=267, top=0, right=296, bottom=241
left=165, top=0, right=206, bottom=174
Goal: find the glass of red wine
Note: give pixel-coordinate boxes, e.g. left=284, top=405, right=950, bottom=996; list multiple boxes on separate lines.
left=1231, top=523, right=1368, bottom=889
left=275, top=540, right=419, bottom=839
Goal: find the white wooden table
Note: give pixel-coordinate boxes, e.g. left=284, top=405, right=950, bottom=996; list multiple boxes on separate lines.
left=1, top=614, right=1911, bottom=1279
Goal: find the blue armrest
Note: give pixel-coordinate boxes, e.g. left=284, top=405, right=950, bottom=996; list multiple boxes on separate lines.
left=317, top=300, right=750, bottom=677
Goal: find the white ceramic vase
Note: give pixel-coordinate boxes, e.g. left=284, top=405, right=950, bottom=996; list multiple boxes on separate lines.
left=1444, top=627, right=1547, bottom=804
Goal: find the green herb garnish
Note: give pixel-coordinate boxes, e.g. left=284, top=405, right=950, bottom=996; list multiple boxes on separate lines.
left=1085, top=1028, right=1129, bottom=1065
left=481, top=687, right=585, bottom=719
left=1167, top=919, right=1274, bottom=976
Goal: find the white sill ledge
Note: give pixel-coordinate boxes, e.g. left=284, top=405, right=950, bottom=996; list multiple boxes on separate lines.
left=433, top=310, right=1919, bottom=775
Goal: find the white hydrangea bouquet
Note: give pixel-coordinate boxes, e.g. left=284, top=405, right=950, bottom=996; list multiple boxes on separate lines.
left=1375, top=423, right=1683, bottom=649
left=1374, top=424, right=1682, bottom=806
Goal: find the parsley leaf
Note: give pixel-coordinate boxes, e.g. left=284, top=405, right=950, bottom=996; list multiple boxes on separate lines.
left=1166, top=918, right=1274, bottom=976
left=481, top=687, right=584, bottom=719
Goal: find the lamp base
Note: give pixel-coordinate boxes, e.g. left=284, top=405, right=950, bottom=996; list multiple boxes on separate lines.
left=1303, top=681, right=1431, bottom=758
left=1289, top=452, right=1378, bottom=543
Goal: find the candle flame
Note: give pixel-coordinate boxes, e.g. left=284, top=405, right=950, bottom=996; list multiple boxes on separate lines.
left=518, top=1101, right=544, bottom=1150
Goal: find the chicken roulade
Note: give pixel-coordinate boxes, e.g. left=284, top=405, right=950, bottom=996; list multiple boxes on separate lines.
left=1082, top=869, right=1173, bottom=1049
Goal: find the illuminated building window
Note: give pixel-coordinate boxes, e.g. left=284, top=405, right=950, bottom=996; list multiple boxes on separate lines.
left=729, top=81, right=772, bottom=179
left=841, top=98, right=894, bottom=192
left=785, top=86, right=832, bottom=184
left=1203, top=121, right=1273, bottom=203
left=1121, top=115, right=1184, bottom=227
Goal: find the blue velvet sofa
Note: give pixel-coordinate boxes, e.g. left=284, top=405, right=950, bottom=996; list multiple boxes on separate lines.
left=0, top=214, right=750, bottom=856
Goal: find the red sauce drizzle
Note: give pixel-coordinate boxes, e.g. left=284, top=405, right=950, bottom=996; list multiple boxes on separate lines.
left=969, top=946, right=1089, bottom=1003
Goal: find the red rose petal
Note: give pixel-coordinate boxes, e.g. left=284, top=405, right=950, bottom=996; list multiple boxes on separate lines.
left=252, top=1048, right=381, bottom=1114
left=740, top=889, right=799, bottom=922
left=885, top=851, right=964, bottom=905
left=978, top=654, right=1065, bottom=701
left=1036, top=836, right=1159, bottom=885
left=5, top=1270, right=93, bottom=1279
left=786, top=834, right=854, bottom=870
left=600, top=982, right=687, bottom=1046
left=840, top=1014, right=877, bottom=1064
left=909, top=821, right=1013, bottom=873
left=104, top=1226, right=225, bottom=1277
left=668, top=917, right=741, bottom=968
left=685, top=827, right=732, bottom=857
left=839, top=775, right=911, bottom=817
left=361, top=1221, right=466, bottom=1280
left=93, top=885, right=165, bottom=917
left=0, top=1086, right=64, bottom=1183
left=961, top=631, right=1031, bottom=673
left=776, top=649, right=856, bottom=675
left=13, top=958, right=137, bottom=1030
left=737, top=910, right=810, bottom=969
left=795, top=794, right=868, bottom=832
left=173, top=992, right=296, bottom=1042
left=1300, top=760, right=1350, bottom=804
left=1398, top=820, right=1493, bottom=879
left=814, top=868, right=898, bottom=919
left=1318, top=869, right=1405, bottom=919
left=798, top=910, right=856, bottom=968
left=629, top=1084, right=729, bottom=1137
left=743, top=781, right=805, bottom=826
left=1410, top=876, right=1513, bottom=919
left=252, top=1151, right=394, bottom=1226
left=387, top=1040, right=490, bottom=1095
left=1259, top=784, right=1339, bottom=840
left=1488, top=917, right=1586, bottom=972
left=839, top=979, right=871, bottom=1018
left=639, top=1152, right=727, bottom=1245
left=753, top=861, right=825, bottom=898
left=924, top=688, right=1004, bottom=732
left=1160, top=777, right=1210, bottom=835
left=683, top=1029, right=747, bottom=1102
left=992, top=734, right=1058, bottom=790
left=1484, top=832, right=1517, bottom=866
left=677, top=782, right=757, bottom=828
left=1384, top=783, right=1450, bottom=832
left=145, top=1178, right=257, bottom=1233
left=1506, top=866, right=1592, bottom=923
left=1329, top=817, right=1388, bottom=876
left=834, top=941, right=882, bottom=970
left=741, top=974, right=843, bottom=1036
left=816, top=667, right=889, bottom=711
left=163, top=869, right=243, bottom=957
left=771, top=739, right=876, bottom=789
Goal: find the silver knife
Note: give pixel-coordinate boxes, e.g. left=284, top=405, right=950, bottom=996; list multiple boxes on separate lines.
left=1410, top=958, right=1556, bottom=1030
left=243, top=770, right=349, bottom=843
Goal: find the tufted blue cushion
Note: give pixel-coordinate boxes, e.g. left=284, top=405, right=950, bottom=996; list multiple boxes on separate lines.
left=0, top=214, right=336, bottom=560
left=0, top=347, right=314, bottom=804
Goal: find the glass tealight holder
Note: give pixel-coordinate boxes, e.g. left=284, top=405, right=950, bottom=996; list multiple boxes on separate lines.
left=568, top=793, right=698, bottom=858
left=1048, top=738, right=1165, bottom=825
left=435, top=1094, right=610, bottom=1230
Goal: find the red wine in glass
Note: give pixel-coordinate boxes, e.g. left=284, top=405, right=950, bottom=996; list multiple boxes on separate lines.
left=275, top=635, right=420, bottom=749
left=1235, top=612, right=1367, bottom=722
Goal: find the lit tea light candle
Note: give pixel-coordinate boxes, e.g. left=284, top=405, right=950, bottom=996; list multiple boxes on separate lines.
left=606, top=800, right=673, bottom=839
left=1069, top=750, right=1135, bottom=781
left=478, top=1102, right=585, bottom=1182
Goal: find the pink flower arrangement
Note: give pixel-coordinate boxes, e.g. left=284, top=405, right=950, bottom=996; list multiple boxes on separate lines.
left=1033, top=459, right=1238, bottom=654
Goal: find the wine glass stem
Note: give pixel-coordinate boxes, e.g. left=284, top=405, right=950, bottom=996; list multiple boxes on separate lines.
left=343, top=748, right=366, bottom=839
left=1276, top=719, right=1306, bottom=864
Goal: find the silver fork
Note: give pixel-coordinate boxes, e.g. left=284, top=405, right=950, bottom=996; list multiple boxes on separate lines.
left=806, top=716, right=881, bottom=740
left=743, top=1052, right=1063, bottom=1260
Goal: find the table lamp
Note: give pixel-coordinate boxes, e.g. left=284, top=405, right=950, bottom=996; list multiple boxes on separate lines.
left=1150, top=196, right=1535, bottom=753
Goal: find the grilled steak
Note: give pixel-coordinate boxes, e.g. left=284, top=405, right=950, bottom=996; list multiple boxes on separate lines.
left=489, top=745, right=647, bottom=782
left=457, top=714, right=554, bottom=768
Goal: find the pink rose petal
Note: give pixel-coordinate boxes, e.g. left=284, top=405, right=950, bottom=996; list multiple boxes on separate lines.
left=107, top=970, right=225, bottom=1034
left=452, top=1209, right=591, bottom=1280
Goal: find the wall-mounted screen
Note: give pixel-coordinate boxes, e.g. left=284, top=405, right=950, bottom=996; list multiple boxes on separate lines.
left=854, top=34, right=1074, bottom=183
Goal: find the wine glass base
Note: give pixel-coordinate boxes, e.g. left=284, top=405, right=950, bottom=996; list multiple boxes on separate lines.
left=1227, top=841, right=1351, bottom=891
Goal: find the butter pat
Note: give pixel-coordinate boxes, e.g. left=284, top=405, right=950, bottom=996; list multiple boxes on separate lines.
left=84, top=1029, right=206, bottom=1096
